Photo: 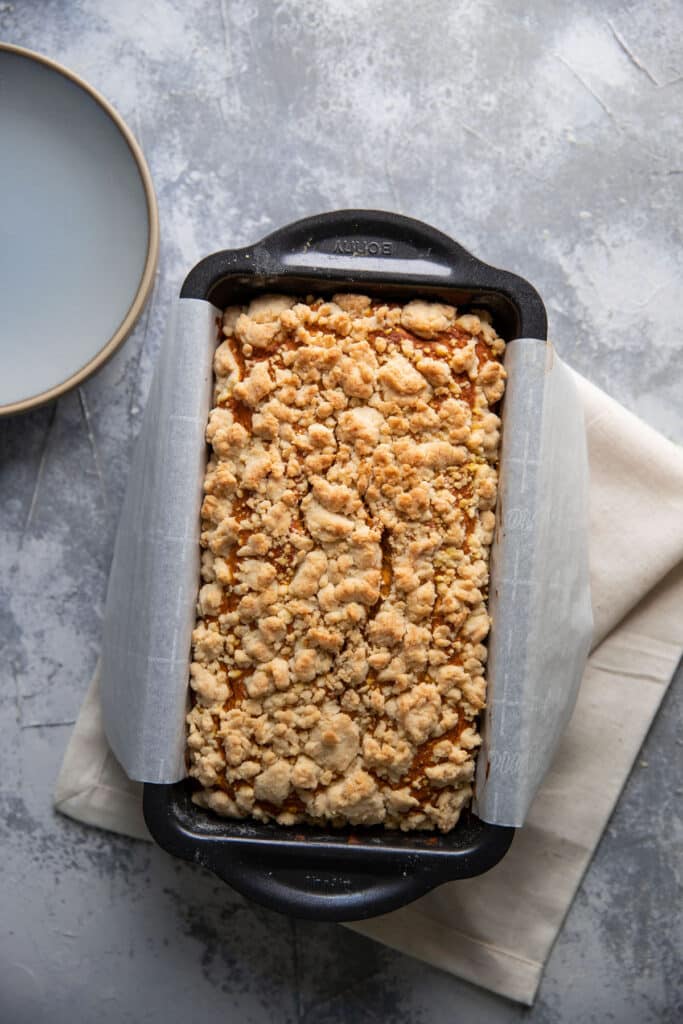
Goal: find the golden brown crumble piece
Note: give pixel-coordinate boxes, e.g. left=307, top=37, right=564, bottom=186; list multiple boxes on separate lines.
left=186, top=293, right=506, bottom=832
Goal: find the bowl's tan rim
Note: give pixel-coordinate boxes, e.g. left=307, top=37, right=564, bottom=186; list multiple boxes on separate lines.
left=0, top=42, right=160, bottom=418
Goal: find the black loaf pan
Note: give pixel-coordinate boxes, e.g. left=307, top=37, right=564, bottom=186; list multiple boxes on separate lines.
left=143, top=210, right=547, bottom=922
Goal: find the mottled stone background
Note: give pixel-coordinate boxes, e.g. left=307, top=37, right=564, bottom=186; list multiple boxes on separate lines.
left=1, top=0, right=681, bottom=1021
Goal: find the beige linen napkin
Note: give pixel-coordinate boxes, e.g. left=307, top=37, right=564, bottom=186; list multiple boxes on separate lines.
left=54, top=371, right=683, bottom=1005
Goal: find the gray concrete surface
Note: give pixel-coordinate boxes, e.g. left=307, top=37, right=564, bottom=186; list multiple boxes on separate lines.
left=1, top=0, right=682, bottom=1021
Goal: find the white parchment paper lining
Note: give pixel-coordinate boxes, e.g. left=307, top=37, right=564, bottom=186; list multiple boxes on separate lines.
left=100, top=298, right=593, bottom=827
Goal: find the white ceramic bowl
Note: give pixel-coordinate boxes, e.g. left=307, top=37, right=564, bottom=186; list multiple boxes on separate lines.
left=0, top=44, right=159, bottom=415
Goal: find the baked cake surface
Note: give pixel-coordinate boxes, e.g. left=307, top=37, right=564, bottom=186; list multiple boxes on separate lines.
left=186, top=294, right=506, bottom=831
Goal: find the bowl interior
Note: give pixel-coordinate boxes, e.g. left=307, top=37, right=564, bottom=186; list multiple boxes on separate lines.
left=0, top=46, right=156, bottom=413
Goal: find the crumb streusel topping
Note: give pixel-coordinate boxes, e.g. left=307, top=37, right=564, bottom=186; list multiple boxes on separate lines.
left=186, top=294, right=506, bottom=831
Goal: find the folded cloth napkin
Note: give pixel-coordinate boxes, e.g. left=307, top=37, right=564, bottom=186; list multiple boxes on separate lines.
left=54, top=370, right=683, bottom=1005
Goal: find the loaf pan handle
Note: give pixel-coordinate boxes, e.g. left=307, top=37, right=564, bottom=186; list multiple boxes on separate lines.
left=144, top=783, right=514, bottom=922
left=203, top=853, right=436, bottom=922
left=255, top=208, right=480, bottom=282
left=180, top=208, right=547, bottom=339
